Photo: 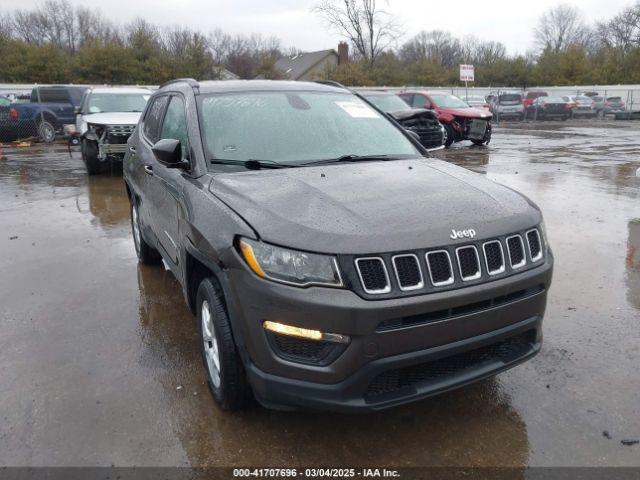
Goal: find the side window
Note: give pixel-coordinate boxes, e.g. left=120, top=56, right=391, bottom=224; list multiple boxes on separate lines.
left=412, top=95, right=429, bottom=109
left=160, top=96, right=189, bottom=159
left=399, top=93, right=413, bottom=106
left=143, top=96, right=169, bottom=144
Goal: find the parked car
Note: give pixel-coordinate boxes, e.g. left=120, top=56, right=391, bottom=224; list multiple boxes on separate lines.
left=490, top=92, right=524, bottom=120
left=398, top=90, right=492, bottom=147
left=76, top=87, right=152, bottom=174
left=462, top=95, right=490, bottom=110
left=526, top=96, right=571, bottom=120
left=0, top=85, right=86, bottom=143
left=0, top=96, right=11, bottom=107
left=124, top=79, right=553, bottom=412
left=563, top=95, right=596, bottom=118
left=522, top=90, right=548, bottom=109
left=359, top=90, right=445, bottom=150
left=592, top=96, right=626, bottom=117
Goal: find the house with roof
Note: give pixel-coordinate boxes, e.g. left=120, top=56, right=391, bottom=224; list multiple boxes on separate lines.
left=274, top=42, right=349, bottom=81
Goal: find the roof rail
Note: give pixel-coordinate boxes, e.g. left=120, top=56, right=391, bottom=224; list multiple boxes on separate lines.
left=314, top=80, right=348, bottom=90
left=159, top=78, right=200, bottom=92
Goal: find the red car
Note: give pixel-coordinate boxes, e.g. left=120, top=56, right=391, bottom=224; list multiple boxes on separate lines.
left=523, top=89, right=548, bottom=109
left=398, top=90, right=492, bottom=147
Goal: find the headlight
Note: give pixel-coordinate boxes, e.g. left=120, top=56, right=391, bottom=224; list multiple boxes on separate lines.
left=239, top=238, right=343, bottom=288
left=539, top=220, right=550, bottom=253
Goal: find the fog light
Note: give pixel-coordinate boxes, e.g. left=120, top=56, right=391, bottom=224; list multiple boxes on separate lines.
left=263, top=321, right=349, bottom=344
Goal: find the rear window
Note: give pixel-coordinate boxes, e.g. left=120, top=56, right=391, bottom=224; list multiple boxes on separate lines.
left=499, top=94, right=522, bottom=102
left=34, top=88, right=71, bottom=104
left=607, top=97, right=622, bottom=101
left=545, top=97, right=566, bottom=103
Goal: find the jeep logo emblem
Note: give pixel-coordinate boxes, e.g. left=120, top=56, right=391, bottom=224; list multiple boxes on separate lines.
left=450, top=228, right=477, bottom=240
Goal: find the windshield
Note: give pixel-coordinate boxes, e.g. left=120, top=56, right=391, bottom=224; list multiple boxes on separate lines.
left=87, top=93, right=150, bottom=113
left=199, top=91, right=421, bottom=165
left=362, top=94, right=412, bottom=112
left=527, top=91, right=547, bottom=99
left=574, top=96, right=592, bottom=103
left=544, top=97, right=566, bottom=103
left=430, top=94, right=469, bottom=108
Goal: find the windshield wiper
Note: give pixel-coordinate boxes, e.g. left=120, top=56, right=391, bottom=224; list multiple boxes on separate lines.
left=301, top=154, right=403, bottom=166
left=210, top=159, right=295, bottom=170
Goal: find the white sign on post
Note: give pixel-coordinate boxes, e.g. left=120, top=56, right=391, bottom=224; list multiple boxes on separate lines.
left=460, top=64, right=475, bottom=82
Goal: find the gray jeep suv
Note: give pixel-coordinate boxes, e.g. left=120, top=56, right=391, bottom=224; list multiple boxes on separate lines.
left=123, top=79, right=553, bottom=412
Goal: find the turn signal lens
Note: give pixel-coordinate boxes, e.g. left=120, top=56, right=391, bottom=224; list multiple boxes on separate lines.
left=239, top=240, right=267, bottom=278
left=263, top=321, right=350, bottom=344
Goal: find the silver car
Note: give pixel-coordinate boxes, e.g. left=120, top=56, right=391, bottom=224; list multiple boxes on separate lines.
left=491, top=93, right=524, bottom=120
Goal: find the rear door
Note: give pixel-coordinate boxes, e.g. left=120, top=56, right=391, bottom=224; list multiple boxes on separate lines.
left=134, top=95, right=170, bottom=237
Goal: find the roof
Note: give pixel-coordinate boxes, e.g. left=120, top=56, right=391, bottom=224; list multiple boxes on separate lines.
left=88, top=87, right=153, bottom=94
left=274, top=50, right=338, bottom=80
left=194, top=80, right=348, bottom=94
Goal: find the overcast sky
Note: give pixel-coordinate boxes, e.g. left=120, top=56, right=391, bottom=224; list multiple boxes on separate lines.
left=1, top=0, right=632, bottom=54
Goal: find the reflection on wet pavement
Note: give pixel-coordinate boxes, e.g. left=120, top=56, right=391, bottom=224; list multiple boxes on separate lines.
left=0, top=121, right=638, bottom=468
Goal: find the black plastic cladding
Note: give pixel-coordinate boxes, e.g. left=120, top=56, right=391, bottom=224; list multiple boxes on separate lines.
left=338, top=228, right=545, bottom=300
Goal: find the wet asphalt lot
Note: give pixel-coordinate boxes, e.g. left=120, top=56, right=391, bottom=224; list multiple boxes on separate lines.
left=0, top=120, right=639, bottom=469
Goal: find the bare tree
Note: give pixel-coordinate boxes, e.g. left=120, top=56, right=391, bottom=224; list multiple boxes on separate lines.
left=597, top=2, right=640, bottom=51
left=313, top=0, right=401, bottom=64
left=534, top=4, right=590, bottom=53
left=399, top=31, right=463, bottom=67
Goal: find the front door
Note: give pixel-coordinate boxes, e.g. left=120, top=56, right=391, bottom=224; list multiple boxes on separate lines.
left=144, top=95, right=189, bottom=266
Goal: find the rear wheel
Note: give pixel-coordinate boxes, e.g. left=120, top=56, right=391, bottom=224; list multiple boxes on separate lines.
left=37, top=120, right=56, bottom=143
left=131, top=199, right=162, bottom=265
left=197, top=278, right=251, bottom=410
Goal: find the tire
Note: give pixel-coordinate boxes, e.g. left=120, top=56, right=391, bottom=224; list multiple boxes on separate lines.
left=443, top=124, right=454, bottom=148
left=197, top=278, right=251, bottom=410
left=37, top=119, right=56, bottom=143
left=130, top=198, right=163, bottom=265
left=81, top=139, right=102, bottom=175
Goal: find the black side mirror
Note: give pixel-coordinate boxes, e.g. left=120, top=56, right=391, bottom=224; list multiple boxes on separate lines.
left=152, top=139, right=188, bottom=169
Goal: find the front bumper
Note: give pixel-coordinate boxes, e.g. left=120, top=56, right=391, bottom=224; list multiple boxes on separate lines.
left=224, top=251, right=553, bottom=412
left=98, top=143, right=128, bottom=160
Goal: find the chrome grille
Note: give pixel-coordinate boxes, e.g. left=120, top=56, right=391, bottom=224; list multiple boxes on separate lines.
left=355, top=257, right=390, bottom=294
left=507, top=235, right=526, bottom=269
left=526, top=229, right=542, bottom=261
left=107, top=124, right=135, bottom=136
left=392, top=254, right=423, bottom=291
left=426, top=250, right=454, bottom=286
left=456, top=246, right=481, bottom=281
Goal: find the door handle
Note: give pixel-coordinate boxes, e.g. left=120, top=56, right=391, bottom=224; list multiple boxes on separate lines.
left=129, top=146, right=136, bottom=153
left=143, top=165, right=153, bottom=175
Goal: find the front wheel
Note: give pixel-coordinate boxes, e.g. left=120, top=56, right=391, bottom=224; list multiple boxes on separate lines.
left=197, top=278, right=251, bottom=410
left=443, top=124, right=455, bottom=148
left=81, top=139, right=102, bottom=175
left=131, top=199, right=162, bottom=265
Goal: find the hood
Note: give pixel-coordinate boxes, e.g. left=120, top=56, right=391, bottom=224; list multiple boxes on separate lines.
left=208, top=159, right=540, bottom=254
left=389, top=108, right=438, bottom=121
left=440, top=107, right=492, bottom=119
left=82, top=112, right=142, bottom=126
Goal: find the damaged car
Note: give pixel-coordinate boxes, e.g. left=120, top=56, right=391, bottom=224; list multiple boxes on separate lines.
left=399, top=90, right=492, bottom=147
left=76, top=87, right=152, bottom=174
left=359, top=90, right=445, bottom=150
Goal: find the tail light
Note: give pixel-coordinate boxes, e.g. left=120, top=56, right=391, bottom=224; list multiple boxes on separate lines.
left=9, top=107, right=18, bottom=120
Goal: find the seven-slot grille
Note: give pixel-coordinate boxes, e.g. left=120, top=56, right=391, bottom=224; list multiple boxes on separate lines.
left=353, top=228, right=544, bottom=295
